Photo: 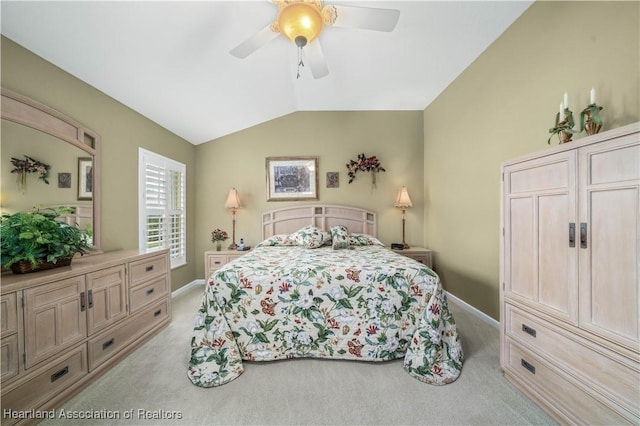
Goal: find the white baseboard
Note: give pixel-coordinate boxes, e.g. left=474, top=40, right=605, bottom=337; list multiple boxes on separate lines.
left=172, top=279, right=204, bottom=298
left=445, top=291, right=499, bottom=329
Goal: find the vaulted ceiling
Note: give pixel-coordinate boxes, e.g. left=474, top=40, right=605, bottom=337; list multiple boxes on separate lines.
left=1, top=1, right=532, bottom=145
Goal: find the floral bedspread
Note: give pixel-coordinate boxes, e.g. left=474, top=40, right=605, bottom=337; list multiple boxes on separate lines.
left=188, top=244, right=463, bottom=387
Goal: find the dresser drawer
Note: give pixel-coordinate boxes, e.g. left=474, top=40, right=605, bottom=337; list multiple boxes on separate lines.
left=504, top=338, right=632, bottom=425
left=1, top=333, right=19, bottom=382
left=505, top=303, right=639, bottom=414
left=129, top=254, right=168, bottom=288
left=88, top=299, right=170, bottom=371
left=1, top=293, right=18, bottom=337
left=129, top=276, right=169, bottom=313
left=2, top=345, right=88, bottom=417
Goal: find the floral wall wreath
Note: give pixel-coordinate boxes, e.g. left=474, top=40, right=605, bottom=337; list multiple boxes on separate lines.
left=346, top=153, right=386, bottom=187
left=10, top=155, right=51, bottom=193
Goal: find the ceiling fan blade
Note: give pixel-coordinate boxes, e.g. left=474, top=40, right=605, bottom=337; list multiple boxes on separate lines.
left=304, top=39, right=329, bottom=79
left=229, top=24, right=279, bottom=59
left=329, top=5, right=399, bottom=32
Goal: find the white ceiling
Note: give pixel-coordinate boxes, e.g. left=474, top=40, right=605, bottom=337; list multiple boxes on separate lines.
left=1, top=1, right=532, bottom=145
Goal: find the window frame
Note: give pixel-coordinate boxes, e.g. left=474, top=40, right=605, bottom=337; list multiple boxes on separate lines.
left=138, top=148, right=186, bottom=269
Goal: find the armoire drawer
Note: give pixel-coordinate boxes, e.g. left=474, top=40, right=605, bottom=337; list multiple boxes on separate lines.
left=2, top=344, right=88, bottom=420
left=129, top=276, right=169, bottom=313
left=129, top=254, right=168, bottom=287
left=88, top=299, right=170, bottom=371
left=504, top=338, right=632, bottom=425
left=505, top=303, right=639, bottom=413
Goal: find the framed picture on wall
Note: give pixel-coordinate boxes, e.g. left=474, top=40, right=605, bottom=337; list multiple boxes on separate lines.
left=266, top=156, right=318, bottom=201
left=78, top=157, right=93, bottom=200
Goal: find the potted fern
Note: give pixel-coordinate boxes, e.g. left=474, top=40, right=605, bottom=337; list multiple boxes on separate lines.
left=1, top=207, right=92, bottom=274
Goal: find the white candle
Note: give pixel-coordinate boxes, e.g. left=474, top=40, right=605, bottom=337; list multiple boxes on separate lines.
left=590, top=87, right=596, bottom=104
left=563, top=92, right=569, bottom=110
left=559, top=102, right=565, bottom=120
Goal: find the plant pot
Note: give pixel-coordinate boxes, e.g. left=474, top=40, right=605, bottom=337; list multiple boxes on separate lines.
left=10, top=257, right=73, bottom=274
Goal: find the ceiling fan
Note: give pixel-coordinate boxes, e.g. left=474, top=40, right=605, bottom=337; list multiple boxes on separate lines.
left=229, top=0, right=400, bottom=79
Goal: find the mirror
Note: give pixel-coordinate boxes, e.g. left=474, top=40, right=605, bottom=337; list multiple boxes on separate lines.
left=0, top=89, right=101, bottom=251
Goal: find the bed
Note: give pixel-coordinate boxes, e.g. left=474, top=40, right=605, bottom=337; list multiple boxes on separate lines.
left=188, top=205, right=463, bottom=387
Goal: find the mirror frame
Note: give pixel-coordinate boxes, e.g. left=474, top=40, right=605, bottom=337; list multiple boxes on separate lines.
left=1, top=88, right=101, bottom=251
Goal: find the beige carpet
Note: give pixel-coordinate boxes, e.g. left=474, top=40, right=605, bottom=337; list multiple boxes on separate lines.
left=41, top=284, right=556, bottom=426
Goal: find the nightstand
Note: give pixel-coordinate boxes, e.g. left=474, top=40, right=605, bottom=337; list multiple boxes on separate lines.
left=204, top=249, right=251, bottom=280
left=390, top=246, right=433, bottom=269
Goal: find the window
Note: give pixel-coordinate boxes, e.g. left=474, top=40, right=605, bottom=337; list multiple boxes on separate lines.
left=139, top=148, right=186, bottom=268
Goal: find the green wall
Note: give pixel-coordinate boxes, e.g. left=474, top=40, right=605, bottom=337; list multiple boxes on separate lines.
left=1, top=37, right=198, bottom=291
left=423, top=1, right=640, bottom=320
left=3, top=1, right=638, bottom=322
left=194, top=111, right=424, bottom=279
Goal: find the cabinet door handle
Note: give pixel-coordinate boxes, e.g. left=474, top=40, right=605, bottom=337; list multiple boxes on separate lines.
left=580, top=223, right=588, bottom=249
left=522, top=324, right=537, bottom=338
left=146, top=288, right=155, bottom=296
left=102, top=338, right=115, bottom=350
left=146, top=265, right=154, bottom=272
left=51, top=366, right=69, bottom=382
left=568, top=223, right=575, bottom=248
left=80, top=292, right=86, bottom=312
left=88, top=289, right=93, bottom=308
left=521, top=359, right=536, bottom=375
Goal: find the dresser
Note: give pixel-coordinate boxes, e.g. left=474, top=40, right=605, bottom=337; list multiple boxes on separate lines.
left=500, top=123, right=639, bottom=424
left=0, top=249, right=171, bottom=425
left=391, top=246, right=433, bottom=269
left=204, top=249, right=251, bottom=281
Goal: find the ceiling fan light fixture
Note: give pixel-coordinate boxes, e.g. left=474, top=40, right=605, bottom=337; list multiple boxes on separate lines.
left=277, top=2, right=324, bottom=45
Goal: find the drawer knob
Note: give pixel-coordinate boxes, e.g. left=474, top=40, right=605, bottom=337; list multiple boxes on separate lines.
left=214, top=261, right=221, bottom=265
left=521, top=359, right=536, bottom=375
left=522, top=324, right=537, bottom=338
left=146, top=265, right=154, bottom=272
left=51, top=366, right=69, bottom=382
left=102, top=338, right=115, bottom=350
left=146, top=288, right=155, bottom=295
left=154, top=309, right=162, bottom=317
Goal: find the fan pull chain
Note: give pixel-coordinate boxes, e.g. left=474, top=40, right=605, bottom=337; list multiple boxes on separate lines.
left=296, top=46, right=304, bottom=79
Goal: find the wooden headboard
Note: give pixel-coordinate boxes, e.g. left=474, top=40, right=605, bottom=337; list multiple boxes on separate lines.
left=262, top=205, right=377, bottom=238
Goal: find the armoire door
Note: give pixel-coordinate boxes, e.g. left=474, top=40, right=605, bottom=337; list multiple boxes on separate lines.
left=578, top=134, right=640, bottom=352
left=503, top=150, right=578, bottom=324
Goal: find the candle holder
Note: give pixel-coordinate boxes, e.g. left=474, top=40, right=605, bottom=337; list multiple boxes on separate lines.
left=548, top=109, right=577, bottom=144
left=558, top=120, right=573, bottom=143
left=580, top=104, right=603, bottom=136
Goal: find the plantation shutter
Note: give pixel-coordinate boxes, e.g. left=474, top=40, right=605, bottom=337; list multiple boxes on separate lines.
left=139, top=148, right=186, bottom=268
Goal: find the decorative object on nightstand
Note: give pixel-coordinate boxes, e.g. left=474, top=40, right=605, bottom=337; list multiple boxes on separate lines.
left=393, top=186, right=412, bottom=249
left=210, top=228, right=228, bottom=251
left=548, top=92, right=577, bottom=144
left=225, top=187, right=242, bottom=250
left=580, top=88, right=603, bottom=136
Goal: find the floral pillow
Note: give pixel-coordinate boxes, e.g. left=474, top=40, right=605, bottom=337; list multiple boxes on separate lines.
left=290, top=225, right=329, bottom=249
left=257, top=234, right=297, bottom=247
left=330, top=225, right=350, bottom=250
left=348, top=233, right=384, bottom=247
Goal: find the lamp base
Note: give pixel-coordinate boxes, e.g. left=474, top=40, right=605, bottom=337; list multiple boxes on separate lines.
left=228, top=242, right=238, bottom=250
left=402, top=242, right=410, bottom=249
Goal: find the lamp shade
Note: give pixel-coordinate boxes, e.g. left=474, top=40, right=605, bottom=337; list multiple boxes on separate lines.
left=225, top=188, right=242, bottom=209
left=394, top=186, right=413, bottom=208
